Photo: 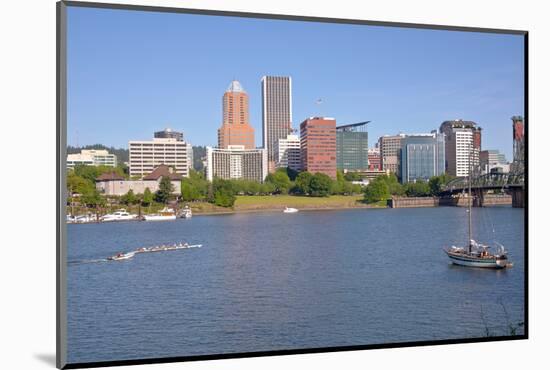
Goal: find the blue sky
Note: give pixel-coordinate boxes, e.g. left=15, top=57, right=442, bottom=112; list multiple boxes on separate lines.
left=67, top=6, right=524, bottom=160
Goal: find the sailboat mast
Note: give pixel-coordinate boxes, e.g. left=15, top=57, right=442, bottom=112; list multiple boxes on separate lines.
left=468, top=148, right=472, bottom=253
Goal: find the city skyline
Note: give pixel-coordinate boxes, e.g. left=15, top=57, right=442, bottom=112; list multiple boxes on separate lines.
left=67, top=7, right=524, bottom=160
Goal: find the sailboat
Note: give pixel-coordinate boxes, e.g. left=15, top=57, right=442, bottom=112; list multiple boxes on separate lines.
left=444, top=151, right=512, bottom=269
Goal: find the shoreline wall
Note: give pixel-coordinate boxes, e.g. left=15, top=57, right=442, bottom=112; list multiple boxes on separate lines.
left=389, top=194, right=512, bottom=208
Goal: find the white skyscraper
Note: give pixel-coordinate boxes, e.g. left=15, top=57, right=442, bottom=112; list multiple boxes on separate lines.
left=276, top=134, right=301, bottom=171
left=261, top=76, right=292, bottom=172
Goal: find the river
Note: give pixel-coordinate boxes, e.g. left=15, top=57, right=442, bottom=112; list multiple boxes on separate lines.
left=67, top=206, right=525, bottom=364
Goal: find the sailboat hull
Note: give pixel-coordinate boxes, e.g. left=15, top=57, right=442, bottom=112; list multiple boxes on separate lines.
left=446, top=251, right=508, bottom=269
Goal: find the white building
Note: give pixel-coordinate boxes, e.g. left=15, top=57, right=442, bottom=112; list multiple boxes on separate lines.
left=276, top=134, right=301, bottom=171
left=67, top=149, right=117, bottom=170
left=453, top=130, right=476, bottom=177
left=481, top=150, right=509, bottom=174
left=261, top=76, right=293, bottom=172
left=439, top=120, right=482, bottom=177
left=129, top=137, right=192, bottom=178
left=206, top=145, right=267, bottom=182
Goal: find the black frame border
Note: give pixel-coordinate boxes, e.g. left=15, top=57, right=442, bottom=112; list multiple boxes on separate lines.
left=56, top=1, right=529, bottom=369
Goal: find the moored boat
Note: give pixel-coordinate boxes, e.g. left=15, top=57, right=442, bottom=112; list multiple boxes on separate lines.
left=283, top=207, right=299, bottom=213
left=143, top=207, right=176, bottom=221
left=101, top=209, right=138, bottom=222
left=444, top=150, right=512, bottom=269
left=445, top=242, right=510, bottom=269
left=179, top=206, right=192, bottom=219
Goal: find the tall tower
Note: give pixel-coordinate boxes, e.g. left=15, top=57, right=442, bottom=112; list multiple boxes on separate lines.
left=439, top=120, right=482, bottom=177
left=511, top=116, right=524, bottom=173
left=261, top=76, right=292, bottom=172
left=217, top=80, right=255, bottom=149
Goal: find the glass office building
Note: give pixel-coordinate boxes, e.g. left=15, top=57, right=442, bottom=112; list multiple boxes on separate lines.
left=400, top=133, right=445, bottom=183
left=336, top=121, right=370, bottom=171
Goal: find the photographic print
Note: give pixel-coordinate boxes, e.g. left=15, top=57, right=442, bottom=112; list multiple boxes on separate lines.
left=58, top=2, right=527, bottom=367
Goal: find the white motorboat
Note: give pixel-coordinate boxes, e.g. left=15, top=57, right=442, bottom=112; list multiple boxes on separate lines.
left=101, top=209, right=137, bottom=222
left=143, top=207, right=176, bottom=221
left=179, top=206, right=192, bottom=219
left=283, top=207, right=299, bottom=213
left=68, top=214, right=97, bottom=223
left=108, top=251, right=135, bottom=261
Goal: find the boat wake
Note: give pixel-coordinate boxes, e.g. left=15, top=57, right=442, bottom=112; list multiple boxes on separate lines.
left=68, top=242, right=202, bottom=265
left=68, top=258, right=109, bottom=265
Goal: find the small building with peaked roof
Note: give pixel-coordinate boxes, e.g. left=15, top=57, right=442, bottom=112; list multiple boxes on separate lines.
left=96, top=165, right=182, bottom=196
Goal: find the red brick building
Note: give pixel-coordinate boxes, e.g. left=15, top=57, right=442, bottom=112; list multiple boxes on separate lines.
left=368, top=148, right=382, bottom=170
left=300, top=117, right=337, bottom=179
left=218, top=80, right=255, bottom=149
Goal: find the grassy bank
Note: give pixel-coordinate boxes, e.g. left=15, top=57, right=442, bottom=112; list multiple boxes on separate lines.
left=67, top=195, right=387, bottom=217
left=234, top=194, right=379, bottom=211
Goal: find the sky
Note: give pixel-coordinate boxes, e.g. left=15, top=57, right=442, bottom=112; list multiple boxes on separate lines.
left=67, top=6, right=524, bottom=161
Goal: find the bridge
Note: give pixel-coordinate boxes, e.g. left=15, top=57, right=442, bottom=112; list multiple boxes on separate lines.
left=441, top=172, right=525, bottom=208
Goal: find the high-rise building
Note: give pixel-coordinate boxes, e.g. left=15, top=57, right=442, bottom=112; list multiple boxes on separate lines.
left=129, top=136, right=192, bottom=178
left=480, top=149, right=508, bottom=174
left=439, top=120, right=482, bottom=177
left=300, top=117, right=337, bottom=179
left=276, top=134, right=301, bottom=171
left=261, top=76, right=292, bottom=172
left=206, top=145, right=267, bottom=183
left=368, top=147, right=382, bottom=170
left=217, top=80, right=255, bottom=149
left=154, top=128, right=184, bottom=141
left=511, top=116, right=524, bottom=173
left=154, top=127, right=193, bottom=170
left=400, top=132, right=445, bottom=183
left=67, top=149, right=117, bottom=170
left=336, top=121, right=370, bottom=171
left=378, top=134, right=405, bottom=174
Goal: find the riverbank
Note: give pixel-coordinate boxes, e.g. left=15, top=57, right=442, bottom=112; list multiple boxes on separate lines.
left=189, top=195, right=384, bottom=215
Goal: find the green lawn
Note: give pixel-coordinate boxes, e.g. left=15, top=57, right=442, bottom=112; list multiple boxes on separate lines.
left=234, top=195, right=365, bottom=210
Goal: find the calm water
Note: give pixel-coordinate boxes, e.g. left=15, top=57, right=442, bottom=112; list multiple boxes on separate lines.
left=67, top=206, right=525, bottom=363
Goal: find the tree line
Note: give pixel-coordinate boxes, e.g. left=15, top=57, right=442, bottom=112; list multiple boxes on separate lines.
left=67, top=163, right=454, bottom=211
left=181, top=168, right=365, bottom=207
left=363, top=173, right=454, bottom=204
left=67, top=164, right=172, bottom=209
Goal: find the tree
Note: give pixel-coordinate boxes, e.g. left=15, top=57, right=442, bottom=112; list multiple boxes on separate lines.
left=344, top=171, right=362, bottom=182
left=383, top=173, right=405, bottom=196
left=309, top=173, right=333, bottom=197
left=80, top=188, right=105, bottom=208
left=211, top=178, right=236, bottom=207
left=180, top=182, right=200, bottom=202
left=67, top=171, right=94, bottom=196
left=120, top=189, right=137, bottom=205
left=363, top=178, right=390, bottom=203
left=180, top=170, right=208, bottom=201
left=429, top=174, right=454, bottom=195
left=265, top=170, right=291, bottom=194
left=259, top=181, right=276, bottom=195
left=73, top=164, right=124, bottom=183
left=404, top=181, right=431, bottom=197
left=294, top=171, right=314, bottom=195
left=155, top=176, right=174, bottom=204
left=142, top=187, right=153, bottom=206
